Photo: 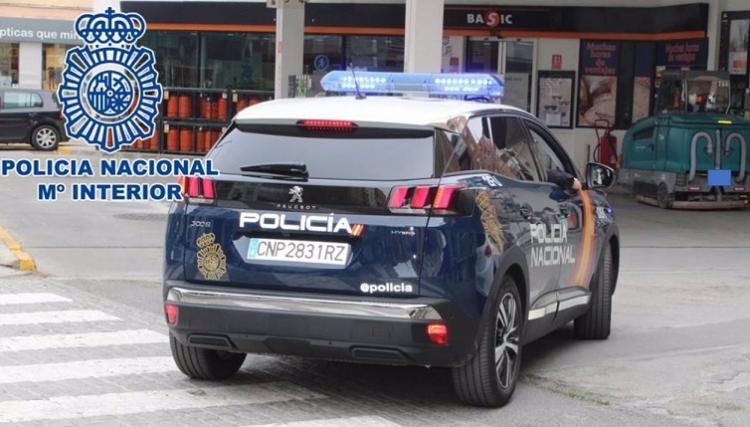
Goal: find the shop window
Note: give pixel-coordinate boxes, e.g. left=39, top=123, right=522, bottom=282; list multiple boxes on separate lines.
left=345, top=36, right=403, bottom=71
left=141, top=31, right=199, bottom=88
left=201, top=33, right=274, bottom=90
left=0, top=43, right=19, bottom=88
left=304, top=35, right=343, bottom=74
left=466, top=39, right=498, bottom=73
left=42, top=44, right=72, bottom=91
left=3, top=91, right=43, bottom=109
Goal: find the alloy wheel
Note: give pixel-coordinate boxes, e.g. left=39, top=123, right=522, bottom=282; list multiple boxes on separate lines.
left=495, top=292, right=520, bottom=389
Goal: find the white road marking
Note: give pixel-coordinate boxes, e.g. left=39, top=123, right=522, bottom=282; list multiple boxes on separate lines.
left=0, top=293, right=71, bottom=305
left=248, top=416, right=403, bottom=427
left=0, top=357, right=176, bottom=384
left=0, top=382, right=325, bottom=423
left=0, top=329, right=164, bottom=352
left=0, top=309, right=118, bottom=326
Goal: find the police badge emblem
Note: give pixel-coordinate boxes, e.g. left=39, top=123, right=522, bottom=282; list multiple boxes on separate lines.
left=196, top=233, right=227, bottom=281
left=57, top=8, right=163, bottom=153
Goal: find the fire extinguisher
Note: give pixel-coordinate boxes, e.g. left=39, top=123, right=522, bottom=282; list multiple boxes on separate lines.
left=593, top=119, right=618, bottom=169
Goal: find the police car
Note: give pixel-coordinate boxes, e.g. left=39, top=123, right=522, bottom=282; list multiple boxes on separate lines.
left=163, top=72, right=620, bottom=407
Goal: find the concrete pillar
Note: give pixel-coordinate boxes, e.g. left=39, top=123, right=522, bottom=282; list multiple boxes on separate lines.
left=706, top=0, right=724, bottom=71
left=273, top=0, right=305, bottom=99
left=18, top=42, right=42, bottom=89
left=404, top=0, right=445, bottom=73
left=93, top=0, right=120, bottom=12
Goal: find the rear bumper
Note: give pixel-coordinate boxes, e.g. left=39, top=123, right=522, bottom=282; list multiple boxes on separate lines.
left=164, top=282, right=478, bottom=367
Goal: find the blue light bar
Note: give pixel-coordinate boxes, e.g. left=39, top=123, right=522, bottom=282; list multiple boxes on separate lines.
left=320, top=71, right=504, bottom=98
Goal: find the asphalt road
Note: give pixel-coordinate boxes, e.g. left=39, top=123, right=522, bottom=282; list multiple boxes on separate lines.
left=1, top=143, right=749, bottom=426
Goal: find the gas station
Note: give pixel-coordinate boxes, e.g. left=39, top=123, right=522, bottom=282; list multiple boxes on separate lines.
left=0, top=0, right=750, bottom=425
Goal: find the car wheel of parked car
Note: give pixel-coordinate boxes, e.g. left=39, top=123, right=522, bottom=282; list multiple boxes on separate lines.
left=169, top=333, right=246, bottom=380
left=30, top=125, right=60, bottom=151
left=452, top=275, right=523, bottom=407
left=574, top=243, right=613, bottom=340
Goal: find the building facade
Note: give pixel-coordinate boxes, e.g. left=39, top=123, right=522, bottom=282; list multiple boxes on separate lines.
left=0, top=1, right=92, bottom=90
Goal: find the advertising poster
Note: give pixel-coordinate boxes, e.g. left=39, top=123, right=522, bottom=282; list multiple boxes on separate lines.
left=632, top=42, right=655, bottom=123
left=578, top=40, right=619, bottom=127
left=536, top=70, right=575, bottom=128
left=728, top=19, right=749, bottom=75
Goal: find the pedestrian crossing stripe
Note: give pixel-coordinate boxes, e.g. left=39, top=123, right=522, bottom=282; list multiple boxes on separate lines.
left=0, top=356, right=175, bottom=384
left=0, top=382, right=325, bottom=423
left=248, top=416, right=402, bottom=427
left=0, top=329, right=164, bottom=352
left=0, top=293, right=71, bottom=305
left=0, top=309, right=118, bottom=326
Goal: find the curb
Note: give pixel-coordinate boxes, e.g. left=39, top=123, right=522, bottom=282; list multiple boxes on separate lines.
left=0, top=226, right=36, bottom=272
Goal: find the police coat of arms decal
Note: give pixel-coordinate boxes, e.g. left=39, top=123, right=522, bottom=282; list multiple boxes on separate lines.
left=57, top=8, right=163, bottom=153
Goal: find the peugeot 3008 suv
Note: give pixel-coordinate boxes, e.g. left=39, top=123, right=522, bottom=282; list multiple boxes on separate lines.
left=163, top=95, right=620, bottom=407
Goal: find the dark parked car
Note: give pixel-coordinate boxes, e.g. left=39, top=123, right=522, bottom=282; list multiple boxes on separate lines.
left=0, top=89, right=66, bottom=151
left=163, top=95, right=620, bottom=407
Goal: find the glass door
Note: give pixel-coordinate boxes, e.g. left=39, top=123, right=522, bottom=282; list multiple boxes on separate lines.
left=465, top=38, right=535, bottom=111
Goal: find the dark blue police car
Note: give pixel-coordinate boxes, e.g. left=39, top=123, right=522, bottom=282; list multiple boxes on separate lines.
left=163, top=73, right=620, bottom=407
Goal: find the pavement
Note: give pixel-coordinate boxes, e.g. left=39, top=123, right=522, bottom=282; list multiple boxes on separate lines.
left=0, top=142, right=749, bottom=426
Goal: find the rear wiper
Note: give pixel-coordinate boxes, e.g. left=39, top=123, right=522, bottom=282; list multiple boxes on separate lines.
left=239, top=162, right=309, bottom=180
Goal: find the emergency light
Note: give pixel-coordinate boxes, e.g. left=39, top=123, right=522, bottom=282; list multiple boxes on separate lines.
left=320, top=71, right=504, bottom=98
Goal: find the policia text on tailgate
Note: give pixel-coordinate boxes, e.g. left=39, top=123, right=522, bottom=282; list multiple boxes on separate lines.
left=163, top=84, right=620, bottom=407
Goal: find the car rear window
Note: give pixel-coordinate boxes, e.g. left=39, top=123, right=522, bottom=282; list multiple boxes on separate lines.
left=209, top=126, right=437, bottom=180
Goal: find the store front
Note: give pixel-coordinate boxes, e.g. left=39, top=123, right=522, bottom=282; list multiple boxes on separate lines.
left=121, top=1, right=714, bottom=165
left=719, top=10, right=750, bottom=113
left=0, top=17, right=80, bottom=90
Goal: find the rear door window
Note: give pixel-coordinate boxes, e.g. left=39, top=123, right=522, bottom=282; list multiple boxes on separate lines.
left=210, top=126, right=437, bottom=180
left=488, top=116, right=540, bottom=181
left=3, top=92, right=42, bottom=109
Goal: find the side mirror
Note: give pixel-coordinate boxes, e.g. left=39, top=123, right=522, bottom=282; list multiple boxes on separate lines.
left=585, top=162, right=616, bottom=190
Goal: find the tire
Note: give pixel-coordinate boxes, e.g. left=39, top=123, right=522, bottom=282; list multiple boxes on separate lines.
left=30, top=125, right=60, bottom=151
left=169, top=333, right=246, bottom=380
left=452, top=276, right=523, bottom=407
left=656, top=182, right=672, bottom=209
left=574, top=243, right=614, bottom=340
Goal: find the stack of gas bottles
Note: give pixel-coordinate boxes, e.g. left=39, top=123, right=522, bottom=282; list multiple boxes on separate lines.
left=162, top=93, right=228, bottom=154
left=124, top=89, right=268, bottom=154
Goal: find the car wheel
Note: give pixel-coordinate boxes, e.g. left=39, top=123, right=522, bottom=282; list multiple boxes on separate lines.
left=30, top=125, right=60, bottom=151
left=169, top=333, right=246, bottom=380
left=656, top=183, right=671, bottom=209
left=452, top=276, right=523, bottom=407
left=574, top=243, right=613, bottom=340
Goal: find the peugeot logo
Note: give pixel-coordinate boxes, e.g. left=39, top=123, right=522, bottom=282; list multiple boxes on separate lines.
left=289, top=186, right=304, bottom=203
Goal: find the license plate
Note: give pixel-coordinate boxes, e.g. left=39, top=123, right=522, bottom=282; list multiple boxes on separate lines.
left=247, top=238, right=350, bottom=266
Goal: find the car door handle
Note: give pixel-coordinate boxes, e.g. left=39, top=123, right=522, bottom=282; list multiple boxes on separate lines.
left=519, top=206, right=533, bottom=220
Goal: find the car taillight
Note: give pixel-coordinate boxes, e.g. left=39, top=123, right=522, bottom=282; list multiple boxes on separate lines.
left=388, top=184, right=463, bottom=213
left=427, top=323, right=448, bottom=346
left=297, top=119, right=357, bottom=132
left=164, top=303, right=179, bottom=325
left=178, top=176, right=215, bottom=203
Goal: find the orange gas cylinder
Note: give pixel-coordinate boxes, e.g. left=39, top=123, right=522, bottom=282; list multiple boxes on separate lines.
left=217, top=97, right=228, bottom=120
left=249, top=98, right=260, bottom=106
left=236, top=97, right=248, bottom=113
left=210, top=100, right=218, bottom=119
left=166, top=96, right=178, bottom=117
left=200, top=97, right=212, bottom=119
left=177, top=95, right=191, bottom=118
left=208, top=130, right=219, bottom=149
left=196, top=129, right=206, bottom=153
left=179, top=128, right=193, bottom=152
left=167, top=129, right=179, bottom=152
left=149, top=134, right=160, bottom=151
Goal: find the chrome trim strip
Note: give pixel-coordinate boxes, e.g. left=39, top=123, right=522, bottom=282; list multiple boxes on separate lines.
left=166, top=287, right=442, bottom=321
left=558, top=295, right=591, bottom=312
left=527, top=302, right=557, bottom=321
